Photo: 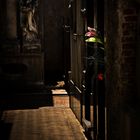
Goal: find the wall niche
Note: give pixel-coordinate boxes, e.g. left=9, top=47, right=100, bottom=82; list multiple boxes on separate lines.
left=0, top=0, right=44, bottom=88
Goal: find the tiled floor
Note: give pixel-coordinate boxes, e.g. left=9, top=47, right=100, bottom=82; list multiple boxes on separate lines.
left=0, top=88, right=87, bottom=140
left=1, top=107, right=87, bottom=140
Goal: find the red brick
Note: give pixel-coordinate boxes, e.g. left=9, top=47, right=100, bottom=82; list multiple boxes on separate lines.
left=121, top=36, right=135, bottom=42
left=122, top=23, right=136, bottom=31
left=123, top=56, right=136, bottom=64
left=123, top=9, right=137, bottom=15
left=124, top=16, right=137, bottom=22
left=123, top=30, right=131, bottom=36
left=122, top=43, right=135, bottom=49
left=122, top=49, right=135, bottom=56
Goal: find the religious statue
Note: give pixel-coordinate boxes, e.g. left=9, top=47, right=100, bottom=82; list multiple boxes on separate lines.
left=20, top=0, right=38, bottom=42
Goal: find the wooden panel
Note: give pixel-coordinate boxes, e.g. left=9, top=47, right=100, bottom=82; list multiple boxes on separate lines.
left=69, top=0, right=84, bottom=90
left=69, top=80, right=82, bottom=123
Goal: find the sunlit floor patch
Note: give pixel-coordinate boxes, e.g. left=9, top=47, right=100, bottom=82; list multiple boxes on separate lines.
left=1, top=107, right=87, bottom=140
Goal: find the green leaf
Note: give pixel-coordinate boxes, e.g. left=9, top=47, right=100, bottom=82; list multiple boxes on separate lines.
left=85, top=37, right=103, bottom=44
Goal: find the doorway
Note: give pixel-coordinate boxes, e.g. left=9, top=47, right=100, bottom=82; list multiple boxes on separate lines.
left=42, top=0, right=69, bottom=84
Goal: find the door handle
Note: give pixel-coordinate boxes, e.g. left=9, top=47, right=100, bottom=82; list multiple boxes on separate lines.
left=73, top=33, right=83, bottom=40
left=73, top=33, right=83, bottom=36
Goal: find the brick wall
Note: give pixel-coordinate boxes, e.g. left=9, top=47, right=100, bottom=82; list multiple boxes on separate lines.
left=120, top=2, right=138, bottom=101
left=120, top=2, right=140, bottom=140
left=105, top=0, right=140, bottom=140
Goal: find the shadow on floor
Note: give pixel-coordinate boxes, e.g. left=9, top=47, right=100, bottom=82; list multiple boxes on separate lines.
left=0, top=80, right=67, bottom=110
left=0, top=82, right=55, bottom=110
left=0, top=80, right=69, bottom=140
left=0, top=121, right=12, bottom=140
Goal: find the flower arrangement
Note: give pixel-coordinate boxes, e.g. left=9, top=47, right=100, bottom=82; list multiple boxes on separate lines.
left=85, top=26, right=105, bottom=81
left=85, top=27, right=104, bottom=45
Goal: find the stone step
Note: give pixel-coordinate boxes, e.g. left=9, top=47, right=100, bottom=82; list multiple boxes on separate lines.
left=0, top=89, right=69, bottom=109
left=51, top=89, right=69, bottom=107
